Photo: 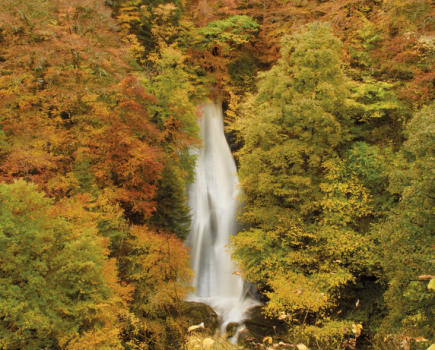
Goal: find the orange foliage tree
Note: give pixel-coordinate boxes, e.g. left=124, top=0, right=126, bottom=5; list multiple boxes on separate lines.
left=0, top=0, right=165, bottom=222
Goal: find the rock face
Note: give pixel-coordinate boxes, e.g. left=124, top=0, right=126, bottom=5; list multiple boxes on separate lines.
left=181, top=301, right=219, bottom=334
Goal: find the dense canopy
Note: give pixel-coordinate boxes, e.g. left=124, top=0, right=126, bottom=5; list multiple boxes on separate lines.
left=0, top=0, right=434, bottom=349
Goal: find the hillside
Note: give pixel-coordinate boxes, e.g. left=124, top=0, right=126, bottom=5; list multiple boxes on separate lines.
left=0, top=0, right=434, bottom=349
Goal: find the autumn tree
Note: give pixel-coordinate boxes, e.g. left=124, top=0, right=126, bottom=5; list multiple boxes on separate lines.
left=192, top=14, right=260, bottom=94
left=0, top=0, right=166, bottom=223
left=0, top=179, right=131, bottom=349
left=122, top=226, right=193, bottom=349
left=374, top=104, right=435, bottom=344
left=229, top=23, right=380, bottom=347
left=115, top=3, right=205, bottom=236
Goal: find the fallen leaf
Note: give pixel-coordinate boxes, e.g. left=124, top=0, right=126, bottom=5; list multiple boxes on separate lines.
left=187, top=322, right=205, bottom=332
left=418, top=275, right=434, bottom=280
left=337, top=310, right=342, bottom=315
left=334, top=260, right=342, bottom=263
left=427, top=345, right=435, bottom=350
left=352, top=323, right=363, bottom=337
left=401, top=338, right=410, bottom=350
left=356, top=300, right=360, bottom=307
left=296, top=344, right=309, bottom=350
left=263, top=336, right=273, bottom=344
left=232, top=271, right=242, bottom=276
left=415, top=337, right=429, bottom=343
left=429, top=279, right=435, bottom=290
left=203, top=338, right=215, bottom=348
left=320, top=293, right=328, bottom=301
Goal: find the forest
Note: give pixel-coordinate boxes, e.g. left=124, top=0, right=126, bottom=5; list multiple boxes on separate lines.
left=0, top=0, right=434, bottom=349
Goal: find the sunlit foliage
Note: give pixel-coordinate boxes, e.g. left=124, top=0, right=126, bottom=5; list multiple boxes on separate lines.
left=229, top=23, right=391, bottom=348
left=1, top=0, right=435, bottom=348
left=0, top=180, right=130, bottom=349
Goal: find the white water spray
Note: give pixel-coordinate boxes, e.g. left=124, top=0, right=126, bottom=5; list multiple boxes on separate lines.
left=186, top=100, right=258, bottom=334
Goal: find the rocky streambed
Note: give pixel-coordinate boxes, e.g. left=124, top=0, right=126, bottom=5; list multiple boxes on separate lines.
left=183, top=301, right=289, bottom=347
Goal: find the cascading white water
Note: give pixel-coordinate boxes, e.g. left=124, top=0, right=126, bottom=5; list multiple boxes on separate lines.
left=186, top=100, right=258, bottom=334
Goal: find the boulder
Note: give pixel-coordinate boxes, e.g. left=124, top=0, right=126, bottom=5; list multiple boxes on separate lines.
left=243, top=306, right=288, bottom=342
left=181, top=301, right=219, bottom=334
left=225, top=322, right=240, bottom=337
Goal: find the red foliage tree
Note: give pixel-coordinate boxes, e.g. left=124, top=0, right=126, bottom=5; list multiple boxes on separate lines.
left=0, top=0, right=165, bottom=219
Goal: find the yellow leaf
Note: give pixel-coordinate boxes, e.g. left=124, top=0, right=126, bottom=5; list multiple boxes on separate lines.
left=429, top=279, right=435, bottom=290
left=263, top=336, right=273, bottom=344
left=278, top=312, right=289, bottom=320
left=426, top=345, right=435, bottom=350
left=297, top=344, right=309, bottom=350
left=188, top=322, right=205, bottom=332
left=352, top=324, right=363, bottom=336
left=320, top=293, right=328, bottom=301
left=188, top=336, right=201, bottom=345
left=82, top=94, right=100, bottom=102
left=203, top=338, right=215, bottom=348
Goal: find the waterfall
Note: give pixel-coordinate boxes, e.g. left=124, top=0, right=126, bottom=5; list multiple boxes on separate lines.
left=186, top=100, right=258, bottom=334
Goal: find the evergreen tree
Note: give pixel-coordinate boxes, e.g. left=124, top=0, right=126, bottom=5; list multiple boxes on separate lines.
left=137, top=28, right=206, bottom=236
left=150, top=162, right=193, bottom=239
left=72, top=154, right=99, bottom=197
left=229, top=23, right=378, bottom=347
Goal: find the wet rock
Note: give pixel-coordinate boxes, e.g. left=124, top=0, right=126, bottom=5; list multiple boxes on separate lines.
left=238, top=327, right=255, bottom=346
left=244, top=306, right=288, bottom=340
left=225, top=322, right=240, bottom=337
left=181, top=301, right=219, bottom=334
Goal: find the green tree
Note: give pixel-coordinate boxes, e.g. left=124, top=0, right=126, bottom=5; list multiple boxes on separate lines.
left=138, top=34, right=206, bottom=237
left=72, top=153, right=99, bottom=197
left=116, top=0, right=184, bottom=58
left=122, top=225, right=193, bottom=349
left=375, top=104, right=435, bottom=343
left=229, top=23, right=378, bottom=347
left=0, top=179, right=128, bottom=349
